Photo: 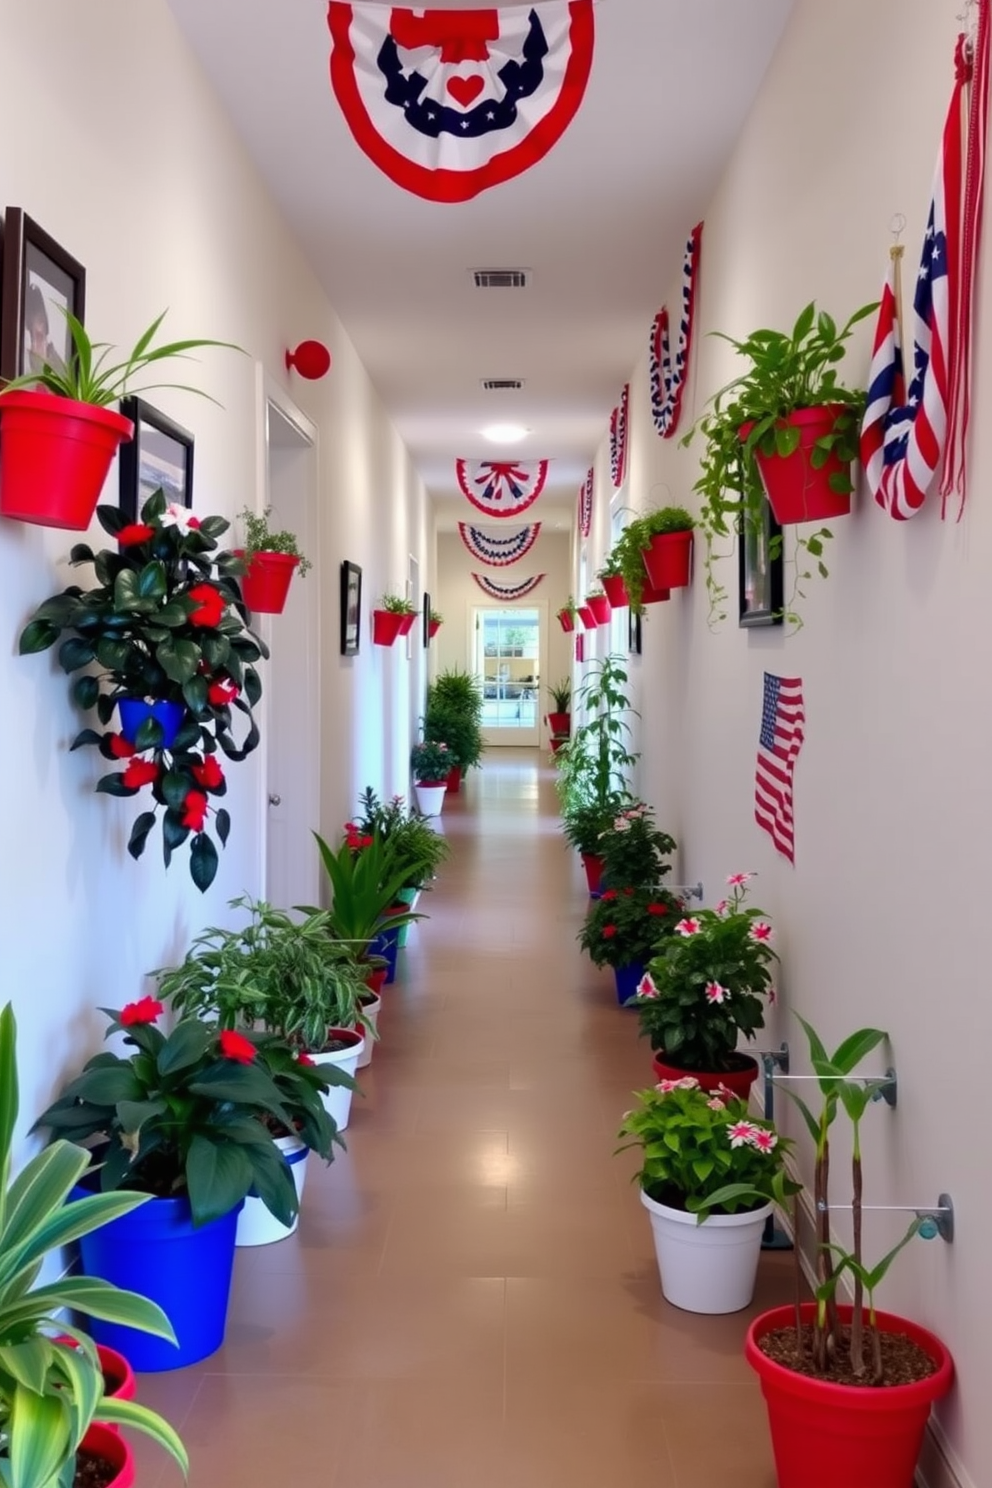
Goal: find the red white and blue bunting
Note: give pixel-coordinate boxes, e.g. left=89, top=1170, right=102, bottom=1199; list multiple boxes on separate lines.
left=456, top=459, right=548, bottom=517
left=472, top=572, right=545, bottom=601
left=458, top=522, right=541, bottom=565
left=609, top=385, right=629, bottom=488
left=327, top=2, right=595, bottom=204
left=578, top=467, right=593, bottom=538
left=650, top=222, right=703, bottom=439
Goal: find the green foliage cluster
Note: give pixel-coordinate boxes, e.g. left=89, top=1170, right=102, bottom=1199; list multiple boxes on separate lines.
left=312, top=830, right=420, bottom=948
left=378, top=592, right=418, bottom=615
left=410, top=739, right=454, bottom=783
left=578, top=884, right=683, bottom=969
left=424, top=668, right=485, bottom=771
left=605, top=506, right=695, bottom=615
left=546, top=677, right=571, bottom=714
left=237, top=505, right=311, bottom=574
left=598, top=801, right=677, bottom=886
left=353, top=787, right=450, bottom=890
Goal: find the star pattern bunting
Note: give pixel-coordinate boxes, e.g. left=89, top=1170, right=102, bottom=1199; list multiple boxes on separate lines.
left=456, top=459, right=549, bottom=517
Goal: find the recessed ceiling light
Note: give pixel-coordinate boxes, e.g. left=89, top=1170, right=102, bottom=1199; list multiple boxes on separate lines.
left=480, top=423, right=529, bottom=444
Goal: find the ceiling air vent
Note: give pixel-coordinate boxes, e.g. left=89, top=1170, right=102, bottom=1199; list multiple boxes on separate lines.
left=481, top=378, right=525, bottom=391
left=472, top=268, right=529, bottom=289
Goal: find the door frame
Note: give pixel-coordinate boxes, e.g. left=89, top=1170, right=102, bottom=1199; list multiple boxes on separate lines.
left=470, top=599, right=548, bottom=747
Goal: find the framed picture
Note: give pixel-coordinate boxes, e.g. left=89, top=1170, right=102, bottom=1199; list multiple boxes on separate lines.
left=0, top=209, right=86, bottom=383
left=341, top=561, right=362, bottom=656
left=738, top=500, right=784, bottom=628
left=628, top=609, right=642, bottom=655
left=118, top=397, right=194, bottom=521
left=422, top=590, right=431, bottom=649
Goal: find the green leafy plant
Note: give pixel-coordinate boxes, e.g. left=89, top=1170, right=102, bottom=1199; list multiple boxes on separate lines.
left=0, top=307, right=240, bottom=407
left=353, top=788, right=450, bottom=890
left=569, top=655, right=639, bottom=806
left=0, top=1003, right=188, bottom=1488
left=634, top=873, right=777, bottom=1072
left=547, top=677, right=571, bottom=714
left=608, top=506, right=695, bottom=615
left=429, top=668, right=484, bottom=722
left=578, top=883, right=683, bottom=969
left=312, top=829, right=420, bottom=952
left=682, top=300, right=877, bottom=629
left=616, top=1077, right=797, bottom=1219
left=18, top=489, right=268, bottom=891
left=237, top=505, right=311, bottom=575
left=429, top=608, right=443, bottom=624
left=424, top=675, right=485, bottom=772
left=598, top=800, right=677, bottom=886
left=411, top=738, right=453, bottom=783
left=557, top=597, right=579, bottom=621
left=378, top=592, right=417, bottom=615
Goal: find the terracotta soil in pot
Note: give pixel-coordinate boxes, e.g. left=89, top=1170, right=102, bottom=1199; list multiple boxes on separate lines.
left=758, top=1323, right=938, bottom=1387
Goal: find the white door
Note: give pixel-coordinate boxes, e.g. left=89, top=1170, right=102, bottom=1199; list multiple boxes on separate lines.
left=260, top=380, right=320, bottom=910
left=472, top=604, right=546, bottom=747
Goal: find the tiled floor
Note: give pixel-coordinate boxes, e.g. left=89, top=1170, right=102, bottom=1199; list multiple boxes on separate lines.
left=131, top=750, right=790, bottom=1487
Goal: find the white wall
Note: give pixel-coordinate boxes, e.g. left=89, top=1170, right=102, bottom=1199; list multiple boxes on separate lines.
left=598, top=2, right=987, bottom=1482
left=0, top=0, right=429, bottom=1151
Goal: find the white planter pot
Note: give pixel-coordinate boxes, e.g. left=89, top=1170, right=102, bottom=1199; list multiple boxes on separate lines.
left=236, top=1133, right=309, bottom=1248
left=414, top=781, right=446, bottom=816
left=311, top=1029, right=364, bottom=1131
left=356, top=994, right=381, bottom=1069
left=640, top=1188, right=772, bottom=1314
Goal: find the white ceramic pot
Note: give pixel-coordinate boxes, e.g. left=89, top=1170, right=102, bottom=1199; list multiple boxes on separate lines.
left=356, top=994, right=381, bottom=1069
left=640, top=1188, right=772, bottom=1314
left=235, top=1133, right=309, bottom=1248
left=311, top=1028, right=364, bottom=1131
left=414, top=781, right=446, bottom=816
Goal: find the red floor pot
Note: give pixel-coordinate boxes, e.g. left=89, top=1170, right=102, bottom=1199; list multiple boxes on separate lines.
left=741, top=405, right=853, bottom=525
left=445, top=764, right=462, bottom=793
left=745, top=1304, right=953, bottom=1488
left=580, top=852, right=605, bottom=895
left=641, top=530, right=693, bottom=590
left=79, top=1423, right=135, bottom=1488
left=651, top=1051, right=759, bottom=1100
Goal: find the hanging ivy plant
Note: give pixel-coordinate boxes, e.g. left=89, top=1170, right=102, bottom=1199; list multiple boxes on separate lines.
left=19, top=488, right=268, bottom=891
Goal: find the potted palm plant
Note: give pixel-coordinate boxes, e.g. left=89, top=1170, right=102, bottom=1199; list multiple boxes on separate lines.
left=0, top=1003, right=189, bottom=1488
left=313, top=827, right=421, bottom=992
left=0, top=309, right=238, bottom=530
left=425, top=670, right=485, bottom=786
left=236, top=504, right=311, bottom=614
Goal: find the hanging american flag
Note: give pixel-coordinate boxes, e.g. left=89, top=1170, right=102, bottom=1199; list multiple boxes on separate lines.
left=650, top=222, right=703, bottom=439
left=754, top=673, right=805, bottom=866
left=458, top=522, right=541, bottom=565
left=860, top=3, right=989, bottom=520
left=609, top=385, right=629, bottom=488
left=456, top=459, right=548, bottom=516
left=472, top=572, right=545, bottom=600
left=578, top=467, right=593, bottom=538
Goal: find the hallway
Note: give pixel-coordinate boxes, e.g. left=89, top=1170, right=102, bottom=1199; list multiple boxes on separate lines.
left=134, top=751, right=792, bottom=1487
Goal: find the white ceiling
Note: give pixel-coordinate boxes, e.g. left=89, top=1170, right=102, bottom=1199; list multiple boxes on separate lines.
left=167, top=0, right=795, bottom=527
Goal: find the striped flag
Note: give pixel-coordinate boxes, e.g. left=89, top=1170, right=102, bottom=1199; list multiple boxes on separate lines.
left=754, top=673, right=805, bottom=865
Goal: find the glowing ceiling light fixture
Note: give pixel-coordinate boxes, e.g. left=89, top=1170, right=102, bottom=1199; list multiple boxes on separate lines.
left=480, top=423, right=529, bottom=444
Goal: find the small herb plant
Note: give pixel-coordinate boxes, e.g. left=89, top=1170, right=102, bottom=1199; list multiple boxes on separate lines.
left=429, top=608, right=443, bottom=624
left=238, top=506, right=311, bottom=574
left=378, top=592, right=417, bottom=615
left=608, top=507, right=694, bottom=615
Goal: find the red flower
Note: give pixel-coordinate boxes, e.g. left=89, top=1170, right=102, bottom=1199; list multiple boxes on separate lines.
left=207, top=676, right=240, bottom=707
left=360, top=834, right=373, bottom=847
left=117, top=523, right=156, bottom=547
left=602, top=925, right=618, bottom=939
left=122, top=758, right=159, bottom=789
left=187, top=584, right=225, bottom=628
left=181, top=790, right=209, bottom=831
left=623, top=888, right=634, bottom=897
left=191, top=756, right=224, bottom=790
left=297, top=1053, right=315, bottom=1067
left=219, top=1029, right=256, bottom=1064
left=120, top=996, right=163, bottom=1026
left=647, top=903, right=670, bottom=916
left=601, top=889, right=618, bottom=902
left=108, top=734, right=136, bottom=759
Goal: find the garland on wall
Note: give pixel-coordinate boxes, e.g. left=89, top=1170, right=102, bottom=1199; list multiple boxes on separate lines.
left=578, top=467, right=593, bottom=537
left=326, top=1, right=595, bottom=203
left=472, top=572, right=545, bottom=600
left=649, top=221, right=703, bottom=438
left=458, top=522, right=541, bottom=565
left=609, top=384, right=629, bottom=488
left=456, top=459, right=548, bottom=516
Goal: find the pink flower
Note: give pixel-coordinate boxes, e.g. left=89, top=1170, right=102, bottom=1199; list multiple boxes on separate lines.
left=613, top=817, right=632, bottom=832
left=675, top=918, right=701, bottom=936
left=707, top=1097, right=726, bottom=1111
left=749, top=921, right=774, bottom=943
left=715, top=899, right=729, bottom=916
left=727, top=1120, right=760, bottom=1149
left=676, top=1076, right=699, bottom=1090
left=656, top=1079, right=680, bottom=1093
left=704, top=981, right=730, bottom=1005
left=726, top=872, right=752, bottom=886
left=636, top=973, right=659, bottom=1000
left=749, top=1128, right=778, bottom=1154
left=768, top=987, right=777, bottom=1005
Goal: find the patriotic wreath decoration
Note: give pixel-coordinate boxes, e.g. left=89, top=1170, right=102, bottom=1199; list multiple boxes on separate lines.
left=458, top=522, right=541, bottom=565
left=650, top=222, right=703, bottom=439
left=860, top=4, right=989, bottom=520
left=609, top=385, right=629, bottom=489
left=472, top=572, right=545, bottom=601
left=578, top=467, right=593, bottom=538
left=456, top=459, right=549, bottom=517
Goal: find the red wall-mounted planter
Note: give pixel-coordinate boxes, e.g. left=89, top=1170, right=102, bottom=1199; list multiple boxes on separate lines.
left=557, top=608, right=576, bottom=633
left=372, top=610, right=405, bottom=646
left=741, top=405, right=853, bottom=524
left=0, top=392, right=134, bottom=530
left=237, top=550, right=299, bottom=613
left=586, top=594, right=612, bottom=625
left=601, top=574, right=629, bottom=608
left=396, top=612, right=417, bottom=637
left=428, top=619, right=442, bottom=638
left=577, top=605, right=597, bottom=630
left=641, top=580, right=671, bottom=605
left=641, top=530, right=693, bottom=590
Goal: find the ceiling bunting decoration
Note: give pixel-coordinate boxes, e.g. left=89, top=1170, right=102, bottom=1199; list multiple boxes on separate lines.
left=456, top=458, right=549, bottom=516
left=578, top=467, right=593, bottom=538
left=472, top=572, right=545, bottom=601
left=861, top=0, right=989, bottom=520
left=609, top=384, right=629, bottom=488
left=458, top=521, right=541, bottom=565
left=650, top=222, right=703, bottom=438
left=326, top=1, right=595, bottom=204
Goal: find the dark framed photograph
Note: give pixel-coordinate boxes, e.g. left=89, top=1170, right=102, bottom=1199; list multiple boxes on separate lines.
left=341, top=561, right=362, bottom=656
left=0, top=209, right=86, bottom=382
left=118, top=397, right=194, bottom=521
left=422, top=590, right=431, bottom=649
left=739, top=499, right=784, bottom=628
left=628, top=608, right=642, bottom=655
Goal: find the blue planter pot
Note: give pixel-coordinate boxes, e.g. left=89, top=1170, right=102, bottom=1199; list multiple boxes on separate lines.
left=70, top=1187, right=242, bottom=1371
left=368, top=924, right=400, bottom=983
left=117, top=698, right=185, bottom=750
left=613, top=962, right=646, bottom=1007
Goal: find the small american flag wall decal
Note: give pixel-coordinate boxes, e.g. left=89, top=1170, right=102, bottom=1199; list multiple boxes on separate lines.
left=754, top=673, right=805, bottom=864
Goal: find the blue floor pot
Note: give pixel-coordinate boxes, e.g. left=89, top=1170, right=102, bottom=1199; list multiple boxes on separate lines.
left=368, top=923, right=400, bottom=983
left=613, top=962, right=645, bottom=1007
left=71, top=1189, right=243, bottom=1371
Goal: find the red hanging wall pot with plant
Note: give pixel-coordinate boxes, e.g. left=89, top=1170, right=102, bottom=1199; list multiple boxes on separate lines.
left=740, top=405, right=854, bottom=524
left=0, top=393, right=134, bottom=530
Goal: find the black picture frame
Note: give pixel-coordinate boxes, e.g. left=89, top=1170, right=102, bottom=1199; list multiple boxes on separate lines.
left=118, top=397, right=194, bottom=522
left=0, top=208, right=86, bottom=383
left=738, top=500, right=784, bottom=628
left=422, top=590, right=431, bottom=649
left=341, top=561, right=362, bottom=656
left=628, top=608, right=642, bottom=655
